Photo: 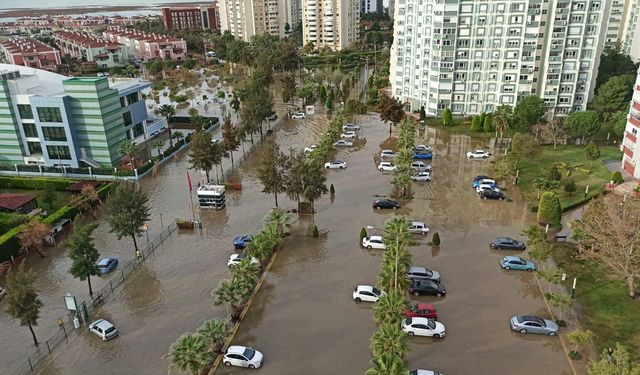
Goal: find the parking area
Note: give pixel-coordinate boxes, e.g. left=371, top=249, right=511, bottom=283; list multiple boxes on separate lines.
left=217, top=114, right=573, bottom=375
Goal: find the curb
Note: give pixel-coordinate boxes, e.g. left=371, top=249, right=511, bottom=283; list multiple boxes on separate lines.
left=207, top=245, right=282, bottom=374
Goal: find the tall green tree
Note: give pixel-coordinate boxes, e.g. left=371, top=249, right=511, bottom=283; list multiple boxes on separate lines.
left=470, top=115, right=482, bottom=132
left=377, top=94, right=405, bottom=134
left=595, top=45, right=639, bottom=90
left=213, top=279, right=246, bottom=317
left=588, top=343, right=640, bottom=375
left=513, top=96, right=546, bottom=133
left=612, top=110, right=629, bottom=138
left=370, top=322, right=409, bottom=359
left=221, top=118, right=241, bottom=165
left=373, top=291, right=408, bottom=326
left=281, top=74, right=297, bottom=106
left=103, top=181, right=151, bottom=255
left=284, top=150, right=306, bottom=204
left=17, top=219, right=51, bottom=258
left=195, top=319, right=229, bottom=354
left=301, top=159, right=329, bottom=212
left=493, top=105, right=513, bottom=140
left=5, top=262, right=43, bottom=346
left=585, top=141, right=601, bottom=161
left=258, top=140, right=288, bottom=207
left=67, top=221, right=100, bottom=296
left=165, top=334, right=213, bottom=375
left=482, top=115, right=493, bottom=132
left=592, top=74, right=636, bottom=121
left=263, top=208, right=292, bottom=237
left=442, top=107, right=453, bottom=127
left=119, top=139, right=137, bottom=168
left=366, top=353, right=408, bottom=375
left=566, top=110, right=601, bottom=143
left=188, top=131, right=216, bottom=183
left=510, top=133, right=539, bottom=158
left=537, top=191, right=562, bottom=226
left=151, top=139, right=165, bottom=157
left=158, top=104, right=176, bottom=147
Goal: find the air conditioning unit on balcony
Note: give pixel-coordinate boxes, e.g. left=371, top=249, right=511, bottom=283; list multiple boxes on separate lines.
left=448, top=67, right=453, bottom=71
left=528, top=68, right=534, bottom=72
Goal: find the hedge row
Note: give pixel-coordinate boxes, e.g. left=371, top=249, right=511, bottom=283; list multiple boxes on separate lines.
left=0, top=176, right=77, bottom=191
left=0, top=182, right=113, bottom=263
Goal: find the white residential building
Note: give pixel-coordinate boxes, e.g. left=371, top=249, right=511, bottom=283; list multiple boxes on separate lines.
left=302, top=0, right=360, bottom=51
left=621, top=67, right=640, bottom=179
left=361, top=0, right=382, bottom=14
left=390, top=0, right=615, bottom=116
left=218, top=0, right=300, bottom=41
left=621, top=0, right=640, bottom=61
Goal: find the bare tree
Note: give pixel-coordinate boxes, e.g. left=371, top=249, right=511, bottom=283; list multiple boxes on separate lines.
left=572, top=196, right=640, bottom=298
left=541, top=115, right=566, bottom=149
left=18, top=219, right=51, bottom=258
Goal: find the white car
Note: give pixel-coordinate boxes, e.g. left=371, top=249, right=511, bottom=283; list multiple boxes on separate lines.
left=324, top=160, right=347, bottom=169
left=410, top=161, right=432, bottom=172
left=291, top=112, right=306, bottom=119
left=466, top=149, right=491, bottom=159
left=414, top=144, right=433, bottom=152
left=343, top=123, right=361, bottom=131
left=380, top=149, right=396, bottom=159
left=304, top=145, right=317, bottom=153
left=334, top=140, right=353, bottom=147
left=211, top=138, right=223, bottom=144
left=341, top=131, right=357, bottom=139
left=402, top=317, right=446, bottom=338
left=410, top=370, right=443, bottom=375
left=227, top=254, right=260, bottom=268
left=223, top=345, right=264, bottom=369
left=412, top=172, right=432, bottom=182
left=475, top=184, right=501, bottom=194
left=0, top=286, right=6, bottom=300
left=378, top=162, right=397, bottom=172
left=352, top=285, right=386, bottom=302
left=408, top=222, right=429, bottom=235
left=362, top=235, right=386, bottom=250
left=89, top=319, right=119, bottom=341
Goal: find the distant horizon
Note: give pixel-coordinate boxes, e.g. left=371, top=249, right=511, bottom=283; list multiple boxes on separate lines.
left=0, top=0, right=209, bottom=11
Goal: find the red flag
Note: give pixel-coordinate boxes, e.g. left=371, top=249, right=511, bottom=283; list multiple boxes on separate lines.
left=187, top=171, right=192, bottom=192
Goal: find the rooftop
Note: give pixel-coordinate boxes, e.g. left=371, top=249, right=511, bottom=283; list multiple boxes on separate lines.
left=104, top=27, right=184, bottom=43
left=54, top=31, right=123, bottom=49
left=0, top=193, right=37, bottom=211
left=0, top=38, right=58, bottom=55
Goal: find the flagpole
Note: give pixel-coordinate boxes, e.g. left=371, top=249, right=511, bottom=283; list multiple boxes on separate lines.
left=187, top=171, right=196, bottom=222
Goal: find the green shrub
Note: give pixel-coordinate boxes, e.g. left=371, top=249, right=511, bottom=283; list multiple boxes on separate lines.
left=359, top=227, right=367, bottom=242
left=470, top=116, right=482, bottom=132
left=330, top=184, right=335, bottom=195
left=312, top=225, right=319, bottom=238
left=610, top=171, right=624, bottom=184
left=546, top=164, right=562, bottom=181
left=0, top=176, right=76, bottom=191
left=0, top=225, right=21, bottom=262
left=585, top=141, right=600, bottom=161
left=43, top=204, right=79, bottom=225
left=483, top=116, right=493, bottom=132
left=431, top=232, right=441, bottom=246
left=442, top=108, right=453, bottom=127
left=563, top=178, right=577, bottom=196
left=537, top=191, right=562, bottom=226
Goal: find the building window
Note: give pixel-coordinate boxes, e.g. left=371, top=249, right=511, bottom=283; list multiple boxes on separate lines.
left=120, top=97, right=126, bottom=107
left=133, top=122, right=144, bottom=138
left=37, top=107, right=63, bottom=123
left=17, top=104, right=34, bottom=119
left=46, top=145, right=71, bottom=160
left=123, top=111, right=133, bottom=126
left=22, top=123, right=38, bottom=138
left=126, top=92, right=139, bottom=105
left=27, top=141, right=42, bottom=155
left=42, top=126, right=67, bottom=141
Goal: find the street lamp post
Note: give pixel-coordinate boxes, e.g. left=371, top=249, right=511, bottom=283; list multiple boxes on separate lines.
left=366, top=225, right=400, bottom=292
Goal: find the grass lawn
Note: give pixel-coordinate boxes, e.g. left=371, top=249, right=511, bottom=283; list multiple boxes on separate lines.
left=0, top=188, right=72, bottom=213
left=427, top=116, right=516, bottom=139
left=552, top=243, right=640, bottom=355
left=515, top=145, right=622, bottom=211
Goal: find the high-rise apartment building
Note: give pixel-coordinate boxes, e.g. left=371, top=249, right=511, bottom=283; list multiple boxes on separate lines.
left=218, top=0, right=300, bottom=41
left=621, top=68, right=640, bottom=179
left=361, top=0, right=383, bottom=14
left=162, top=6, right=219, bottom=31
left=390, top=0, right=615, bottom=116
left=302, top=0, right=360, bottom=51
left=621, top=0, right=640, bottom=61
left=0, top=64, right=153, bottom=167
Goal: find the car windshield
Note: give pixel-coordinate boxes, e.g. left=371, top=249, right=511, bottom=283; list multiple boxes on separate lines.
left=410, top=305, right=418, bottom=312
left=427, top=320, right=436, bottom=329
left=243, top=347, right=256, bottom=360
left=372, top=287, right=381, bottom=296
left=404, top=318, right=412, bottom=325
left=104, top=326, right=116, bottom=334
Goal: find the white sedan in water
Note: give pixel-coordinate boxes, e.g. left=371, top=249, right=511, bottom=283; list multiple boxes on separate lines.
left=291, top=112, right=306, bottom=119
left=334, top=140, right=353, bottom=147
left=304, top=145, right=317, bottom=153
left=223, top=345, right=264, bottom=368
left=324, top=160, right=348, bottom=169
left=227, top=254, right=260, bottom=268
left=402, top=317, right=446, bottom=338
left=362, top=235, right=386, bottom=250
left=341, top=131, right=357, bottom=139
left=466, top=149, right=491, bottom=159
left=352, top=285, right=386, bottom=302
left=411, top=172, right=432, bottom=182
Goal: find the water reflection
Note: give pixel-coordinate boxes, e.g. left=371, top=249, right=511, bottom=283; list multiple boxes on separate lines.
left=119, top=266, right=165, bottom=318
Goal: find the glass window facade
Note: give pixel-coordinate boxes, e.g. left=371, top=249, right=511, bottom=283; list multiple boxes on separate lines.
left=133, top=122, right=144, bottom=138
left=17, top=104, right=34, bottom=119
left=42, top=126, right=67, bottom=141
left=22, top=123, right=38, bottom=138
left=37, top=107, right=63, bottom=122
left=46, top=145, right=71, bottom=160
left=126, top=92, right=139, bottom=105
left=27, top=142, right=42, bottom=155
left=123, top=111, right=132, bottom=126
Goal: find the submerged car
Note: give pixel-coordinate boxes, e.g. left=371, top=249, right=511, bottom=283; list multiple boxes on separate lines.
left=409, top=280, right=446, bottom=297
left=510, top=315, right=559, bottom=336
left=407, top=221, right=429, bottom=235
left=291, top=112, right=305, bottom=119
left=472, top=178, right=496, bottom=188
left=324, top=160, right=347, bottom=169
left=341, top=131, right=357, bottom=139
left=402, top=317, right=446, bottom=338
left=501, top=256, right=536, bottom=271
left=343, top=123, right=361, bottom=131
left=333, top=140, right=354, bottom=147
left=223, top=345, right=264, bottom=368
left=89, top=319, right=119, bottom=341
left=378, top=162, right=397, bottom=172
left=404, top=303, right=438, bottom=319
left=466, top=149, right=491, bottom=159
left=479, top=189, right=506, bottom=200
left=412, top=152, right=433, bottom=160
left=380, top=149, right=396, bottom=159
left=227, top=254, right=260, bottom=268
left=406, top=266, right=441, bottom=282
left=372, top=199, right=400, bottom=209
left=410, top=161, right=432, bottom=172
left=409, top=370, right=443, bottom=375
left=412, top=172, right=432, bottom=182
left=96, top=257, right=118, bottom=274
left=233, top=235, right=253, bottom=249
left=304, top=145, right=317, bottom=153
left=353, top=285, right=386, bottom=302
left=362, top=235, right=386, bottom=250
left=490, top=237, right=526, bottom=250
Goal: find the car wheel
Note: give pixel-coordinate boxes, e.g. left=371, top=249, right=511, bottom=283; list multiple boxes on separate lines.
left=519, top=329, right=527, bottom=334
left=413, top=291, right=419, bottom=296
left=433, top=334, right=440, bottom=338
left=483, top=156, right=488, bottom=159
left=378, top=168, right=384, bottom=172
left=500, top=197, right=505, bottom=201
left=375, top=206, right=380, bottom=209
left=549, top=331, right=557, bottom=336
left=408, top=331, right=415, bottom=336
left=527, top=268, right=533, bottom=272
left=367, top=245, right=372, bottom=249
left=483, top=196, right=487, bottom=200
left=325, top=166, right=330, bottom=169
left=504, top=266, right=510, bottom=270
left=340, top=166, right=345, bottom=169
left=469, top=156, right=474, bottom=159
left=436, top=292, right=442, bottom=297
left=355, top=297, right=361, bottom=302
left=393, top=206, right=397, bottom=210
left=224, top=362, right=232, bottom=367
left=249, top=364, right=255, bottom=369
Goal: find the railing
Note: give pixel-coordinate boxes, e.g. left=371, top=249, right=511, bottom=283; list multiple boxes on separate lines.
left=15, top=220, right=178, bottom=374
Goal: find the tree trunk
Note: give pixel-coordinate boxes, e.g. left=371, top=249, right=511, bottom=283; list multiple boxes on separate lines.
left=205, top=170, right=210, bottom=183
left=250, top=131, right=254, bottom=144
left=215, top=168, right=220, bottom=184
left=87, top=275, right=93, bottom=296
left=388, top=122, right=392, bottom=134
left=274, top=193, right=279, bottom=208
left=230, top=150, right=234, bottom=165
left=131, top=233, right=139, bottom=253
left=219, top=164, right=224, bottom=182
left=553, top=139, right=557, bottom=150
left=167, top=119, right=174, bottom=147
left=34, top=246, right=46, bottom=258
left=259, top=122, right=264, bottom=138
left=628, top=274, right=636, bottom=298
left=28, top=322, right=38, bottom=346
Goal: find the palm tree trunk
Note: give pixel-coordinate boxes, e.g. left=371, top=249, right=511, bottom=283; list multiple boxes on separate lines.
left=230, top=150, right=234, bottom=165
left=131, top=232, right=139, bottom=253
left=205, top=170, right=210, bottom=183
left=87, top=275, right=93, bottom=296
left=250, top=131, right=254, bottom=144
left=274, top=193, right=279, bottom=208
left=166, top=117, right=173, bottom=147
left=28, top=322, right=38, bottom=346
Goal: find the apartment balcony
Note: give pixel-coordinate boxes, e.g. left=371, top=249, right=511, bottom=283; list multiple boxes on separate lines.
left=626, top=130, right=637, bottom=144
left=632, top=100, right=640, bottom=112
left=629, top=115, right=640, bottom=128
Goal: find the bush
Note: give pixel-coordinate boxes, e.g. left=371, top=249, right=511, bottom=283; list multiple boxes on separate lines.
left=537, top=191, right=562, bottom=226
left=312, top=225, right=319, bottom=238
left=43, top=204, right=79, bottom=226
left=442, top=108, right=453, bottom=127
left=330, top=184, right=335, bottom=195
left=584, top=141, right=600, bottom=161
left=610, top=171, right=624, bottom=184
left=483, top=116, right=493, bottom=132
left=563, top=178, right=577, bottom=196
left=359, top=227, right=367, bottom=242
left=470, top=116, right=482, bottom=132
left=431, top=232, right=441, bottom=246
left=546, top=164, right=562, bottom=181
left=0, top=176, right=76, bottom=191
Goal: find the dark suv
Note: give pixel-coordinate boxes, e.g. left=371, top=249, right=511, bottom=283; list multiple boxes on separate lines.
left=479, top=189, right=505, bottom=200
left=409, top=280, right=446, bottom=297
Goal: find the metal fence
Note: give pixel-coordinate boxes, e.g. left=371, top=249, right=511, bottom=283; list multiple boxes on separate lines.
left=16, top=220, right=178, bottom=374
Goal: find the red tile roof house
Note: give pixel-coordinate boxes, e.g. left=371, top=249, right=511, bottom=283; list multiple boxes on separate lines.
left=0, top=38, right=62, bottom=72
left=0, top=194, right=38, bottom=214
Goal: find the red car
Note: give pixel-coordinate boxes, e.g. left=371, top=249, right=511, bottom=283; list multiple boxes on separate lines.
left=404, top=303, right=438, bottom=319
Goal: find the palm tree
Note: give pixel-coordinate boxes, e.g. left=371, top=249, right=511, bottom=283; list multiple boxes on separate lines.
left=263, top=208, right=292, bottom=237
left=493, top=105, right=512, bottom=141
left=246, top=226, right=279, bottom=265
left=370, top=322, right=409, bottom=359
left=159, top=104, right=176, bottom=147
left=151, top=139, right=165, bottom=157
left=195, top=319, right=229, bottom=354
left=365, top=353, right=408, bottom=375
left=231, top=258, right=262, bottom=290
left=165, top=334, right=212, bottom=375
left=378, top=248, right=411, bottom=292
left=213, top=279, right=245, bottom=318
left=392, top=164, right=412, bottom=198
left=124, top=65, right=138, bottom=78
left=119, top=140, right=136, bottom=168
left=172, top=131, right=185, bottom=144
left=373, top=291, right=408, bottom=326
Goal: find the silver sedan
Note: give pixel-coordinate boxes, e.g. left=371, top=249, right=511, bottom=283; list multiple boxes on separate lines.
left=510, top=315, right=559, bottom=336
